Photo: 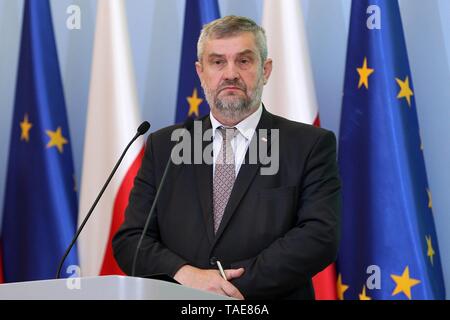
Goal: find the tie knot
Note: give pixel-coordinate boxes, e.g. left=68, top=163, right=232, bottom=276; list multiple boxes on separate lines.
left=218, top=126, right=237, bottom=141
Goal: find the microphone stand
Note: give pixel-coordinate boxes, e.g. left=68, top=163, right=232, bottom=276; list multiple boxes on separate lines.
left=131, top=118, right=194, bottom=277
left=130, top=152, right=173, bottom=277
left=56, top=122, right=150, bottom=279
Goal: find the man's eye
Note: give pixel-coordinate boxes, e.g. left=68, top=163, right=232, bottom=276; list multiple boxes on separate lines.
left=214, top=60, right=224, bottom=65
left=240, top=59, right=249, bottom=64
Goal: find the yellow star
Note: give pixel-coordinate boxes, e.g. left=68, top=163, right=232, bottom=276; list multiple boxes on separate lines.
left=359, top=285, right=372, bottom=300
left=391, top=266, right=421, bottom=299
left=187, top=88, right=203, bottom=117
left=426, top=236, right=435, bottom=266
left=337, top=274, right=349, bottom=300
left=396, top=76, right=414, bottom=107
left=427, top=189, right=432, bottom=209
left=20, top=113, right=33, bottom=142
left=357, top=57, right=374, bottom=89
left=46, top=127, right=68, bottom=153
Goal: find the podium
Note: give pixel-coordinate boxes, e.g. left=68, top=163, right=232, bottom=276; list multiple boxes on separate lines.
left=0, top=275, right=232, bottom=300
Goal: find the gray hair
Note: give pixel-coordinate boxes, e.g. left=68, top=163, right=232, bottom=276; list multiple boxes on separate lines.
left=197, top=15, right=268, bottom=66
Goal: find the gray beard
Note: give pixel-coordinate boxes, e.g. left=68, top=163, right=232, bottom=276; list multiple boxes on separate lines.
left=215, top=95, right=251, bottom=120
left=203, top=80, right=264, bottom=122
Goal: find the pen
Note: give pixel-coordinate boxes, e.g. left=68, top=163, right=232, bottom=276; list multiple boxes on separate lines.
left=216, top=260, right=227, bottom=281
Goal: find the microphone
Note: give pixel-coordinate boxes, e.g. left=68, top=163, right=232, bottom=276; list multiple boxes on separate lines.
left=131, top=118, right=194, bottom=277
left=137, top=121, right=151, bottom=136
left=56, top=121, right=151, bottom=279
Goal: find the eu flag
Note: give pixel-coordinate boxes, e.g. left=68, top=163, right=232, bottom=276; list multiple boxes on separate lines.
left=175, top=0, right=220, bottom=123
left=1, top=0, right=78, bottom=282
left=337, top=0, right=446, bottom=300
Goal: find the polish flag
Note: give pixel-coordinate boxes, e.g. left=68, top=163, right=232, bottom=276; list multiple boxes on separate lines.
left=262, top=0, right=337, bottom=299
left=77, top=0, right=144, bottom=276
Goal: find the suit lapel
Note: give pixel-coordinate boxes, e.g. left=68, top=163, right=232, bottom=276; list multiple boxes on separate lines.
left=213, top=107, right=273, bottom=245
left=192, top=116, right=215, bottom=245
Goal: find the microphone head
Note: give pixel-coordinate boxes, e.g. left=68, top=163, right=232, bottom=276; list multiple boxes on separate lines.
left=137, top=121, right=151, bottom=136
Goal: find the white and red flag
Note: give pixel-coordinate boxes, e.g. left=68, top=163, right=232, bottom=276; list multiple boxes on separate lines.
left=262, top=0, right=337, bottom=299
left=78, top=0, right=144, bottom=276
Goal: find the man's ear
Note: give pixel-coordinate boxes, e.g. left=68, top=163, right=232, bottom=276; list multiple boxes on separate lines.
left=263, top=58, right=273, bottom=85
left=195, top=61, right=203, bottom=79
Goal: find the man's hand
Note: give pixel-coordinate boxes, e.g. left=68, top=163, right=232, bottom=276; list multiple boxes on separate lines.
left=174, top=265, right=245, bottom=299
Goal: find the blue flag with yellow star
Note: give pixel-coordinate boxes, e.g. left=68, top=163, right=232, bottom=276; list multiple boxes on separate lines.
left=337, top=0, right=446, bottom=300
left=175, top=0, right=220, bottom=123
left=1, top=0, right=78, bottom=282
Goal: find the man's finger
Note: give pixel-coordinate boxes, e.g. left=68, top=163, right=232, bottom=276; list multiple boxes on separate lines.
left=224, top=267, right=245, bottom=280
left=213, top=287, right=228, bottom=297
left=222, top=281, right=244, bottom=300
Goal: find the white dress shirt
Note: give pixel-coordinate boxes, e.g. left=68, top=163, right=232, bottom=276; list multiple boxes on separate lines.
left=210, top=104, right=263, bottom=177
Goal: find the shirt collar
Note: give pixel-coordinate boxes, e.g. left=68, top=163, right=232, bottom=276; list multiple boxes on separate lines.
left=209, top=104, right=263, bottom=141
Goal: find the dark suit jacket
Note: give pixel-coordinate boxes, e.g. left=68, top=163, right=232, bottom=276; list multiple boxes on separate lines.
left=112, top=108, right=341, bottom=299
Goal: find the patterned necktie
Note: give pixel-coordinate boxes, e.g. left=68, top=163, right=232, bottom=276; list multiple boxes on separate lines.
left=213, top=127, right=237, bottom=234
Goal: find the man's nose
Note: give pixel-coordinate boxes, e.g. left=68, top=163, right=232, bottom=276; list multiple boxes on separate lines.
left=223, top=62, right=240, bottom=81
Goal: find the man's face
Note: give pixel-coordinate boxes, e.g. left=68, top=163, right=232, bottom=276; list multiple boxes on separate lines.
left=196, top=32, right=272, bottom=121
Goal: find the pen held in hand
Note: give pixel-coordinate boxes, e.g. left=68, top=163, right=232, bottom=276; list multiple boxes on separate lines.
left=216, top=260, right=227, bottom=281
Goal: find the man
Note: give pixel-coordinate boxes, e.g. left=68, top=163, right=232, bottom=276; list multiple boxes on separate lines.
left=113, top=16, right=341, bottom=300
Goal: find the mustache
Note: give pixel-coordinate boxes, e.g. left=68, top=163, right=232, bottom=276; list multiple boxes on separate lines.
left=217, top=80, right=247, bottom=92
